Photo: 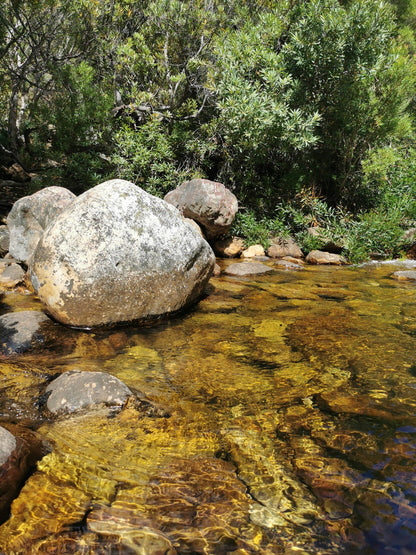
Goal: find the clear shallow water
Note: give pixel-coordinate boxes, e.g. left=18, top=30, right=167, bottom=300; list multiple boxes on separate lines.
left=0, top=260, right=416, bottom=553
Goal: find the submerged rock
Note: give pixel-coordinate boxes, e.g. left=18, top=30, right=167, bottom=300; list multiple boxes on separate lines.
left=30, top=179, right=215, bottom=328
left=0, top=311, right=50, bottom=356
left=45, top=371, right=133, bottom=414
left=7, top=186, right=75, bottom=265
left=224, top=262, right=272, bottom=276
left=273, top=259, right=303, bottom=270
left=164, top=178, right=238, bottom=238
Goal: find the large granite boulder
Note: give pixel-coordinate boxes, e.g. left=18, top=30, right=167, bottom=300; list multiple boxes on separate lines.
left=7, top=186, right=75, bottom=265
left=45, top=371, right=133, bottom=415
left=164, top=178, right=238, bottom=238
left=30, top=179, right=215, bottom=328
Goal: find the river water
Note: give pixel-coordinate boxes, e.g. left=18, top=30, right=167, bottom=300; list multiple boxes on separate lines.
left=0, top=260, right=415, bottom=554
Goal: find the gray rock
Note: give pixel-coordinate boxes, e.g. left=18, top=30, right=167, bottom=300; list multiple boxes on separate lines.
left=46, top=371, right=133, bottom=414
left=267, top=237, right=303, bottom=259
left=0, top=226, right=9, bottom=256
left=224, top=262, right=273, bottom=276
left=0, top=310, right=49, bottom=356
left=306, top=250, right=346, bottom=265
left=7, top=186, right=75, bottom=265
left=392, top=270, right=416, bottom=281
left=164, top=178, right=238, bottom=238
left=0, top=263, right=25, bottom=288
left=0, top=427, right=16, bottom=467
left=30, top=179, right=215, bottom=328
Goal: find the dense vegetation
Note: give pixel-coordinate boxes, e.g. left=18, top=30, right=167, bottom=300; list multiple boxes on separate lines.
left=1, top=0, right=416, bottom=260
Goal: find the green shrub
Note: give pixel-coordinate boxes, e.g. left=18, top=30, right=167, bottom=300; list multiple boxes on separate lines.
left=230, top=210, right=289, bottom=249
left=112, top=118, right=192, bottom=197
left=343, top=209, right=405, bottom=263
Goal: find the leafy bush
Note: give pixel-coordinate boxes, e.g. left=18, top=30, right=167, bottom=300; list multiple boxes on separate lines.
left=342, top=209, right=405, bottom=263
left=112, top=118, right=193, bottom=197
left=231, top=210, right=289, bottom=249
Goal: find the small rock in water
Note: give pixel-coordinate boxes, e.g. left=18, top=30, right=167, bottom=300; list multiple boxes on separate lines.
left=241, top=244, right=265, bottom=258
left=306, top=250, right=346, bottom=265
left=273, top=259, right=303, bottom=270
left=392, top=270, right=416, bottom=281
left=45, top=371, right=133, bottom=414
left=0, top=426, right=16, bottom=467
left=224, top=262, right=273, bottom=276
left=0, top=311, right=50, bottom=356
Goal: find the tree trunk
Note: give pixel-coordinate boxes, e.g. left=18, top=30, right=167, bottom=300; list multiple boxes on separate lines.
left=8, top=84, right=20, bottom=155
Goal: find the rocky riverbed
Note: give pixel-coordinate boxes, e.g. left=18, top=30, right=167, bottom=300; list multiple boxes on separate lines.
left=0, top=259, right=416, bottom=553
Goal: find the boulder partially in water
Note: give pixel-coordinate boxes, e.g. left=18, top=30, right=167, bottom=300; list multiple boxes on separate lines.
left=7, top=186, right=75, bottom=265
left=306, top=250, right=346, bottom=265
left=45, top=371, right=133, bottom=414
left=30, top=179, right=215, bottom=328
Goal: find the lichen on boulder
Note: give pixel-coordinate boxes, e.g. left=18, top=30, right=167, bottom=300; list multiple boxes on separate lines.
left=29, top=179, right=215, bottom=328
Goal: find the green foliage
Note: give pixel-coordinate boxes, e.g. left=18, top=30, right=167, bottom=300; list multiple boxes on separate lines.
left=112, top=117, right=192, bottom=197
left=281, top=0, right=415, bottom=206
left=231, top=209, right=289, bottom=249
left=362, top=144, right=416, bottom=221
left=0, top=0, right=416, bottom=238
left=211, top=8, right=321, bottom=205
left=342, top=208, right=405, bottom=263
left=49, top=61, right=113, bottom=153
